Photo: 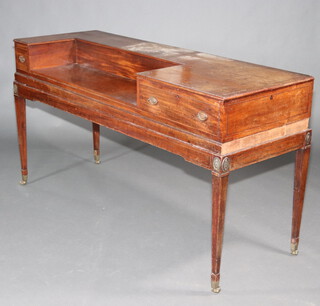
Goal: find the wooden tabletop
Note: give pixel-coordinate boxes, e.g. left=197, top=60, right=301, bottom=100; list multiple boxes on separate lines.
left=15, top=30, right=313, bottom=100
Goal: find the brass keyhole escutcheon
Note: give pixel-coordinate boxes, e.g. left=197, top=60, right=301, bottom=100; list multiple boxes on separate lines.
left=19, top=55, right=26, bottom=63
left=197, top=111, right=208, bottom=122
left=147, top=96, right=158, bottom=105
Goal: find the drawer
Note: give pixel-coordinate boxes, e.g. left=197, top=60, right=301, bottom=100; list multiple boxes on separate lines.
left=138, top=78, right=220, bottom=138
left=15, top=43, right=29, bottom=72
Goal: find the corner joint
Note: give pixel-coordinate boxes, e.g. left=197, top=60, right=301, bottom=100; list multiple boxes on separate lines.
left=212, top=156, right=231, bottom=176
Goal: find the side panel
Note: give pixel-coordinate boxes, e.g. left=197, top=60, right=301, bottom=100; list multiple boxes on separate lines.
left=15, top=42, right=29, bottom=72
left=223, top=82, right=313, bottom=142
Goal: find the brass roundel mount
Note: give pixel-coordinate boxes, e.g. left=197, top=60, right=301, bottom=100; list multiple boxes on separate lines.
left=213, top=157, right=221, bottom=172
left=221, top=157, right=230, bottom=172
left=305, top=131, right=311, bottom=146
left=213, top=156, right=231, bottom=174
left=13, top=83, right=18, bottom=95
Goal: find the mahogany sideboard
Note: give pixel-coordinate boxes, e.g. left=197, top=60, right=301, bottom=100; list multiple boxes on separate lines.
left=13, top=31, right=313, bottom=293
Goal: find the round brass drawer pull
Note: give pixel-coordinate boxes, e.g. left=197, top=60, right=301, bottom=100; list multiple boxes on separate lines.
left=197, top=111, right=208, bottom=121
left=147, top=96, right=158, bottom=105
left=18, top=55, right=26, bottom=63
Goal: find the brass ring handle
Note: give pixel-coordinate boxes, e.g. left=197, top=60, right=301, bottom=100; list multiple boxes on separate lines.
left=147, top=96, right=158, bottom=105
left=197, top=111, right=208, bottom=121
left=18, top=55, right=26, bottom=63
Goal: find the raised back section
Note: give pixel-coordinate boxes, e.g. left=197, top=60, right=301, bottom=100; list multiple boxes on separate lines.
left=15, top=40, right=76, bottom=73
left=28, top=40, right=76, bottom=70
left=20, top=38, right=178, bottom=80
left=75, top=39, right=177, bottom=80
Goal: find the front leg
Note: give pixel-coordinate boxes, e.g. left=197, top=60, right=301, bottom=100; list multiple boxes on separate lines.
left=291, top=143, right=311, bottom=255
left=14, top=94, right=28, bottom=185
left=92, top=122, right=100, bottom=164
left=211, top=172, right=229, bottom=293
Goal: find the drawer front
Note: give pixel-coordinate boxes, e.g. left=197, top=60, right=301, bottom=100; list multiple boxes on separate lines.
left=138, top=79, right=220, bottom=137
left=15, top=43, right=29, bottom=72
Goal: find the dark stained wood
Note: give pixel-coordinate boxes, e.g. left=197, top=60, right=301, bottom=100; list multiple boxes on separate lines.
left=14, top=96, right=28, bottom=182
left=14, top=72, right=221, bottom=154
left=13, top=31, right=314, bottom=293
left=291, top=147, right=311, bottom=254
left=14, top=31, right=314, bottom=98
left=211, top=174, right=229, bottom=293
left=14, top=32, right=314, bottom=144
left=15, top=82, right=218, bottom=170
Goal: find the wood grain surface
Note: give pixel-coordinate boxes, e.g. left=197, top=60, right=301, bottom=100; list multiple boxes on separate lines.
left=13, top=31, right=314, bottom=293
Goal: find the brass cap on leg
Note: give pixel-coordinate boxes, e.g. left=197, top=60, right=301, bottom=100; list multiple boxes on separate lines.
left=211, top=280, right=221, bottom=293
left=94, top=150, right=101, bottom=164
left=291, top=242, right=299, bottom=255
left=20, top=174, right=28, bottom=185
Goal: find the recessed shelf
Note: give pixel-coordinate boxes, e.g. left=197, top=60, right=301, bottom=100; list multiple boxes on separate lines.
left=28, top=38, right=178, bottom=105
left=34, top=63, right=138, bottom=104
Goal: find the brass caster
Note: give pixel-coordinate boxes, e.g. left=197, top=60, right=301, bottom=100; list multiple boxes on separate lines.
left=291, top=242, right=299, bottom=255
left=94, top=150, right=100, bottom=164
left=20, top=174, right=28, bottom=185
left=211, top=280, right=221, bottom=294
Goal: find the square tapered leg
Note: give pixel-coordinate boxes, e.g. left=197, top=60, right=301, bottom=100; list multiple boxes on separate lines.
left=291, top=147, right=311, bottom=255
left=211, top=173, right=229, bottom=293
left=14, top=95, right=28, bottom=185
left=92, top=122, right=100, bottom=164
